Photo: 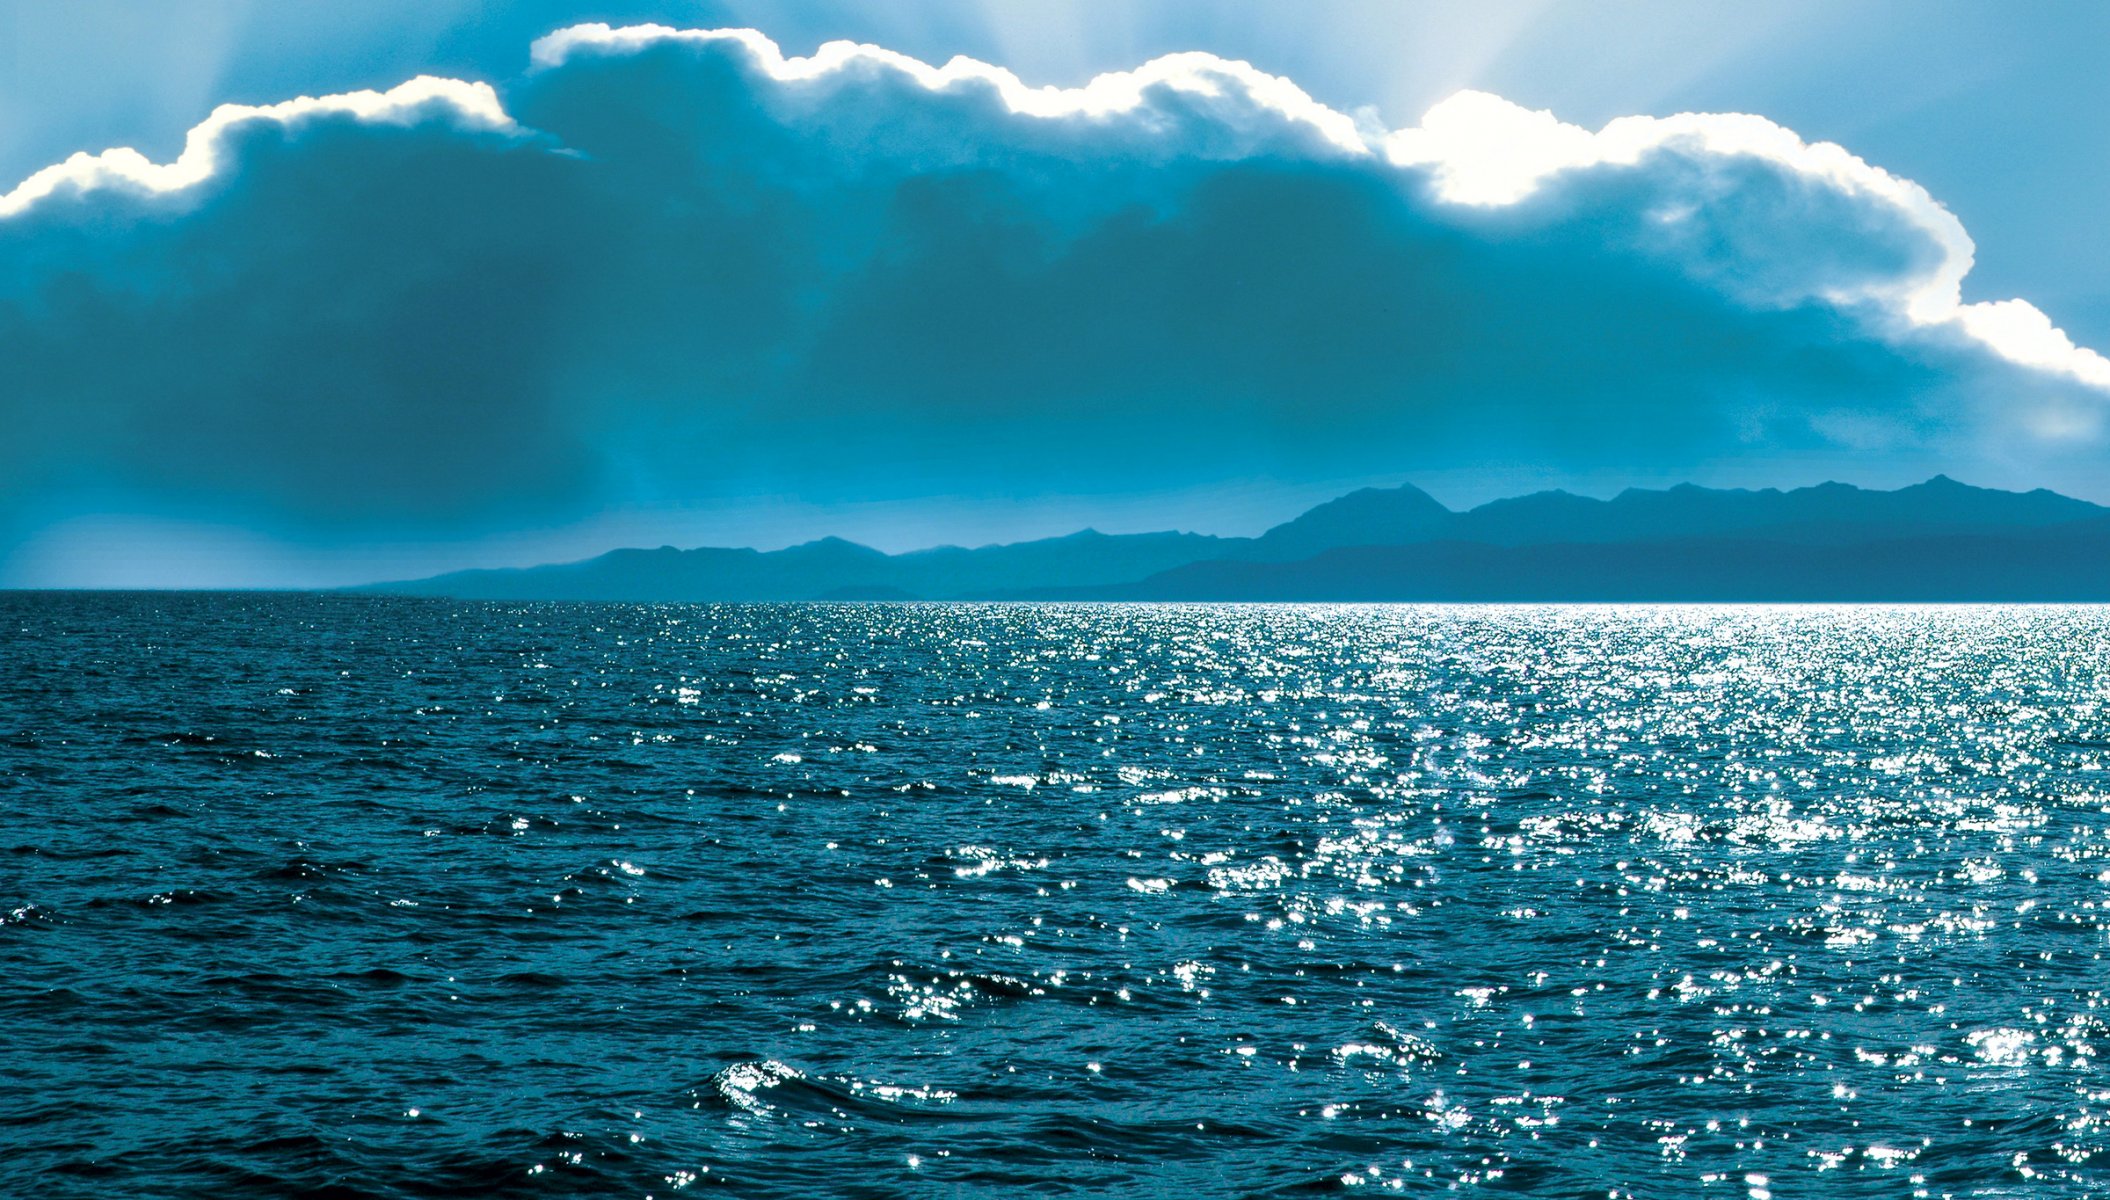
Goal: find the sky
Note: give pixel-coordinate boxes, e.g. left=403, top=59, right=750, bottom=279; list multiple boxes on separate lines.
left=4, top=0, right=2109, bottom=587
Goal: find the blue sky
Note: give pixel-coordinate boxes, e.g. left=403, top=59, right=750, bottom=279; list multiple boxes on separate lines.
left=3, top=1, right=2109, bottom=586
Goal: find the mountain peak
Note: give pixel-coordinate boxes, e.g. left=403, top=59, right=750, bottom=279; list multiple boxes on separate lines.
left=781, top=536, right=886, bottom=558
left=1251, top=482, right=1453, bottom=558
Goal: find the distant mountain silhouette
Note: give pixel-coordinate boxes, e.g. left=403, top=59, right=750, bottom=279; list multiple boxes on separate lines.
left=377, top=529, right=1229, bottom=602
left=1448, top=476, right=2103, bottom=545
left=366, top=477, right=2110, bottom=601
left=1067, top=526, right=2110, bottom=601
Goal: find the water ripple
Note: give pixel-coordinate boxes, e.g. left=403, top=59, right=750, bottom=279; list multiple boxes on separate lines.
left=4, top=595, right=2109, bottom=1195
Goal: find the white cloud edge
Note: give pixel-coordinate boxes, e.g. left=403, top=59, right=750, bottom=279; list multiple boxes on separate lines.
left=529, top=23, right=1370, bottom=150
left=1386, top=90, right=2110, bottom=392
left=0, top=76, right=513, bottom=220
left=5, top=23, right=2107, bottom=396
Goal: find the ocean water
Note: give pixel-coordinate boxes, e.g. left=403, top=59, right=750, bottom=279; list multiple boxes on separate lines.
left=5, top=596, right=2109, bottom=1198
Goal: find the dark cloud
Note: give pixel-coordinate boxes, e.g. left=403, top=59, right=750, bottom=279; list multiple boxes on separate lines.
left=1, top=94, right=593, bottom=522
left=0, top=26, right=2103, bottom=558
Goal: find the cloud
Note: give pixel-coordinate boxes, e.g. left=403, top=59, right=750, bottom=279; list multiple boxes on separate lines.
left=0, top=76, right=517, bottom=218
left=2, top=24, right=2106, bottom=560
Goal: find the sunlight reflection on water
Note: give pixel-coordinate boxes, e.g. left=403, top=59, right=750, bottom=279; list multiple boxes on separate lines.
left=4, top=597, right=2109, bottom=1196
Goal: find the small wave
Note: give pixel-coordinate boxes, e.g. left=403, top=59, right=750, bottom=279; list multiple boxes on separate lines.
left=700, top=1059, right=961, bottom=1126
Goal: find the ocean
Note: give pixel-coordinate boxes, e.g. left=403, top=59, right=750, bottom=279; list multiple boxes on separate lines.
left=5, top=594, right=2107, bottom=1197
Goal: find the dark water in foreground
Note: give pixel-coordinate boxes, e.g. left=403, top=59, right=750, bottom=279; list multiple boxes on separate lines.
left=5, top=596, right=2109, bottom=1198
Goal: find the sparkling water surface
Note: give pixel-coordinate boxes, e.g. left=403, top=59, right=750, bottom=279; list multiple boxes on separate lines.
left=6, top=595, right=2110, bottom=1197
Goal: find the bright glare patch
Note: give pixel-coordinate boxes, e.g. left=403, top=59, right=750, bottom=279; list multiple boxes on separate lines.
left=1384, top=90, right=1598, bottom=205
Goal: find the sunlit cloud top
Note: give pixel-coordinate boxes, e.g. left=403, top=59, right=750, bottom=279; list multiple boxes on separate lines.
left=0, top=77, right=516, bottom=218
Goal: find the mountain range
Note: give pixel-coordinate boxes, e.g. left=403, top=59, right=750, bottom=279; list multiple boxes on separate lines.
left=367, top=476, right=2110, bottom=601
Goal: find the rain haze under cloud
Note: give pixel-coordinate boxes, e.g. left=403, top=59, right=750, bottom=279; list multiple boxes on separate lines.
left=4, top=15, right=2109, bottom=586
